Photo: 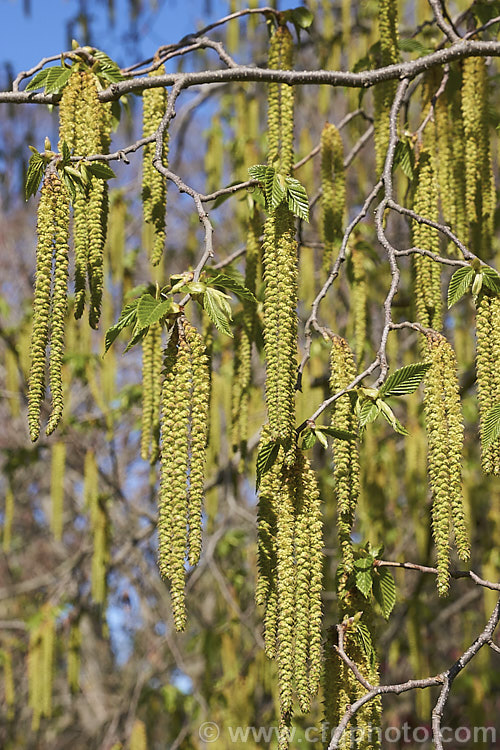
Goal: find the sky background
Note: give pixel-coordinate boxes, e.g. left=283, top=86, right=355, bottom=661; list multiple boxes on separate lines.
left=0, top=0, right=301, bottom=74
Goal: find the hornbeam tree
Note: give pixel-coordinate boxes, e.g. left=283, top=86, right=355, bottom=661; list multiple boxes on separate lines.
left=1, top=0, right=500, bottom=748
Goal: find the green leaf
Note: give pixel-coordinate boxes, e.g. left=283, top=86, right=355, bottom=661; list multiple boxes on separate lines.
left=354, top=620, right=374, bottom=665
left=44, top=66, right=72, bottom=94
left=248, top=164, right=267, bottom=182
left=358, top=399, right=380, bottom=428
left=60, top=141, right=71, bottom=166
left=298, top=428, right=317, bottom=450
left=482, top=267, right=500, bottom=296
left=398, top=38, right=433, bottom=55
left=285, top=176, right=309, bottom=221
left=373, top=567, right=396, bottom=619
left=315, top=426, right=357, bottom=441
left=447, top=266, right=475, bottom=308
left=355, top=567, right=373, bottom=598
left=85, top=162, right=117, bottom=180
left=379, top=362, right=431, bottom=398
left=482, top=403, right=500, bottom=446
left=203, top=287, right=233, bottom=337
left=314, top=428, right=328, bottom=449
left=25, top=68, right=51, bottom=91
left=25, top=153, right=46, bottom=200
left=104, top=300, right=138, bottom=354
left=379, top=401, right=409, bottom=436
left=62, top=172, right=77, bottom=202
left=270, top=170, right=286, bottom=210
left=207, top=273, right=257, bottom=303
left=256, top=440, right=280, bottom=490
left=137, top=294, right=160, bottom=328
left=353, top=555, right=373, bottom=570
left=393, top=139, right=414, bottom=180
left=290, top=7, right=314, bottom=28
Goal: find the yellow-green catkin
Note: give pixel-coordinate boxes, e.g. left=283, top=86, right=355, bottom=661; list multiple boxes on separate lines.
left=142, top=65, right=168, bottom=266
left=28, top=171, right=70, bottom=441
left=373, top=0, right=399, bottom=174
left=158, top=319, right=210, bottom=631
left=130, top=719, right=148, bottom=750
left=475, top=292, right=500, bottom=474
left=412, top=150, right=442, bottom=332
left=3, top=483, right=14, bottom=552
left=91, top=496, right=110, bottom=604
left=349, top=247, right=367, bottom=367
left=320, top=123, right=345, bottom=276
left=231, top=207, right=260, bottom=459
left=28, top=605, right=55, bottom=729
left=67, top=619, right=81, bottom=693
left=461, top=57, right=495, bottom=258
left=2, top=649, right=14, bottom=719
left=140, top=323, right=163, bottom=463
left=423, top=334, right=469, bottom=595
left=50, top=441, right=66, bottom=541
left=329, top=337, right=360, bottom=574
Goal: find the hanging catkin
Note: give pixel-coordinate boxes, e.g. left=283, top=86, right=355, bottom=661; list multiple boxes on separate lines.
left=28, top=605, right=55, bottom=730
left=373, top=0, right=399, bottom=174
left=349, top=247, right=367, bottom=367
left=320, top=122, right=345, bottom=276
left=140, top=322, right=163, bottom=463
left=411, top=150, right=442, bottom=332
left=475, top=292, right=500, bottom=475
left=142, top=64, right=168, bottom=266
left=423, top=334, right=469, bottom=595
left=28, top=171, right=70, bottom=441
left=67, top=619, right=81, bottom=693
left=158, top=319, right=210, bottom=631
left=461, top=57, right=495, bottom=258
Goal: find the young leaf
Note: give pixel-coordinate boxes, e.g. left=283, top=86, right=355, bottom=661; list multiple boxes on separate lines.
left=44, top=66, right=72, bottom=94
left=285, top=176, right=309, bottom=221
left=314, top=428, right=328, bottom=450
left=481, top=403, right=500, bottom=447
left=354, top=620, right=375, bottom=666
left=25, top=153, right=46, bottom=200
left=289, top=7, right=314, bottom=29
left=379, top=401, right=409, bottom=436
left=248, top=164, right=268, bottom=182
left=298, top=428, right=317, bottom=450
left=358, top=399, right=380, bottom=428
left=447, top=266, right=475, bottom=308
left=355, top=567, right=373, bottom=598
left=85, top=162, right=117, bottom=180
left=392, top=139, right=414, bottom=180
left=60, top=141, right=71, bottom=166
left=207, top=273, right=257, bottom=303
left=104, top=300, right=139, bottom=354
left=203, top=287, right=233, bottom=337
left=482, top=267, right=500, bottom=296
left=256, top=440, right=280, bottom=490
left=379, top=362, right=431, bottom=398
left=25, top=68, right=51, bottom=92
left=136, top=294, right=161, bottom=328
left=373, top=567, right=396, bottom=619
left=270, top=171, right=286, bottom=210
left=315, top=426, right=357, bottom=441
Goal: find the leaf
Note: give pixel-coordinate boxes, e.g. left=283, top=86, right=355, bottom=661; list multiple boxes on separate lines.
left=358, top=399, right=380, bottom=428
left=447, top=266, right=475, bottom=308
left=207, top=273, right=257, bottom=302
left=203, top=287, right=233, bottom=337
left=398, top=38, right=433, bottom=55
left=270, top=170, right=286, bottom=210
left=25, top=68, right=51, bottom=91
left=256, top=440, right=280, bottom=490
left=248, top=164, right=267, bottom=182
left=379, top=401, right=409, bottom=436
left=44, top=66, right=72, bottom=94
left=379, top=362, right=431, bottom=398
left=482, top=267, right=500, bottom=296
left=60, top=141, right=71, bottom=166
left=354, top=620, right=374, bottom=665
left=355, top=567, right=373, bottom=598
left=373, top=568, right=396, bottom=619
left=314, top=428, right=328, bottom=449
left=285, top=176, right=309, bottom=221
left=25, top=153, right=45, bottom=200
left=482, top=403, right=500, bottom=446
left=298, top=428, right=317, bottom=450
left=315, top=426, right=357, bottom=441
left=104, top=300, right=139, bottom=354
left=393, top=139, right=414, bottom=180
left=85, top=162, right=117, bottom=180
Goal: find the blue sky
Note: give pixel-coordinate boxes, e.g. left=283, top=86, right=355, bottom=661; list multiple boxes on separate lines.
left=0, top=0, right=302, bottom=74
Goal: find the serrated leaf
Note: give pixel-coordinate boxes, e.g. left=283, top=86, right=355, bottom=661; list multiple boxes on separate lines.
left=355, top=567, right=373, bottom=597
left=358, top=399, right=380, bottom=428
left=136, top=294, right=160, bottom=328
left=393, top=139, right=414, bottom=180
left=61, top=141, right=71, bottom=166
left=285, top=176, right=310, bottom=221
left=124, top=324, right=148, bottom=353
left=85, top=162, right=117, bottom=180
left=379, top=362, right=431, bottom=398
left=482, top=402, right=500, bottom=446
left=447, top=266, right=475, bottom=308
left=25, top=68, right=51, bottom=91
left=373, top=567, right=396, bottom=619
left=104, top=300, right=138, bottom=354
left=298, top=428, right=317, bottom=450
left=482, top=267, right=500, bottom=295
left=315, top=426, right=357, bottom=441
left=248, top=164, right=267, bottom=182
left=379, top=400, right=409, bottom=435
left=398, top=38, right=433, bottom=55
left=25, top=154, right=45, bottom=200
left=207, top=273, right=256, bottom=302
left=264, top=166, right=275, bottom=206
left=314, top=428, right=328, bottom=449
left=353, top=556, right=373, bottom=570
left=270, top=171, right=286, bottom=210
left=44, top=66, right=72, bottom=94
left=62, top=172, right=77, bottom=202
left=256, top=440, right=280, bottom=490
left=203, top=287, right=233, bottom=337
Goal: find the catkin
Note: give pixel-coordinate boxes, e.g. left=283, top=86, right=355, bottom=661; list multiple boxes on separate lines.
left=373, top=0, right=399, bottom=174
left=91, top=496, right=109, bottom=604
left=158, top=319, right=210, bottom=630
left=350, top=247, right=367, bottom=367
left=130, top=719, right=148, bottom=750
left=140, top=323, right=163, bottom=463
left=142, top=65, right=168, bottom=266
left=67, top=619, right=81, bottom=693
left=475, top=293, right=500, bottom=474
left=320, top=123, right=345, bottom=275
left=28, top=605, right=55, bottom=729
left=329, top=337, right=360, bottom=573
left=267, top=25, right=294, bottom=174
left=412, top=150, right=442, bottom=332
left=423, top=334, right=469, bottom=595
